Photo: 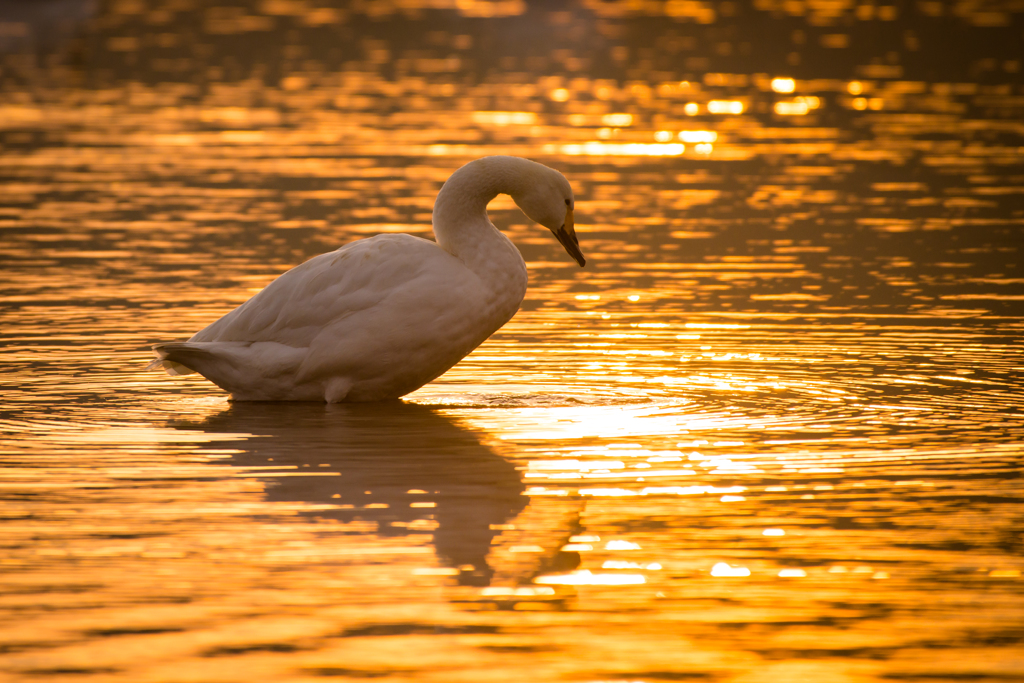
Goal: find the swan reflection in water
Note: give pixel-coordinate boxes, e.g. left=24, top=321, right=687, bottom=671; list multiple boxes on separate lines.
left=182, top=401, right=535, bottom=586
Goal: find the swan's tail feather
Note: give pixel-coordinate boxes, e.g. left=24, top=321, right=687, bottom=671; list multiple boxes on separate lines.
left=147, top=340, right=306, bottom=398
left=148, top=342, right=204, bottom=376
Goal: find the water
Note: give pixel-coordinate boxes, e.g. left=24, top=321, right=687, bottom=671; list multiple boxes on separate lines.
left=2, top=1, right=1024, bottom=681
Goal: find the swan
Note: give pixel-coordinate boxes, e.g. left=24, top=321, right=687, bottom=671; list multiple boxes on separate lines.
left=148, top=155, right=584, bottom=402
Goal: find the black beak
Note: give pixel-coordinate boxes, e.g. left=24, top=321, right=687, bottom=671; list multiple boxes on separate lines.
left=555, top=207, right=585, bottom=267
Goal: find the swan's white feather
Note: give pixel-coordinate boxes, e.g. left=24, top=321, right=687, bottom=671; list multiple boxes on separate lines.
left=194, top=234, right=475, bottom=347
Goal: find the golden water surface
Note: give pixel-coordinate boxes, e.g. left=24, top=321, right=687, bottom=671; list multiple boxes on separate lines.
left=2, top=1, right=1023, bottom=681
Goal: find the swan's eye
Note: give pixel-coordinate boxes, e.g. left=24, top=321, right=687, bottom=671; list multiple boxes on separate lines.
left=564, top=199, right=570, bottom=206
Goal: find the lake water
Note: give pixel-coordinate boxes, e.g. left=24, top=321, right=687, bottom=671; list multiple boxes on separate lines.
left=2, top=1, right=1023, bottom=681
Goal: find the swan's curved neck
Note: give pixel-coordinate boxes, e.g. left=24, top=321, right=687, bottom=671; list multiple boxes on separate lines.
left=431, top=156, right=530, bottom=262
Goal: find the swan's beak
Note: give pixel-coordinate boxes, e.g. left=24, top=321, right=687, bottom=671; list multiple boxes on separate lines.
left=554, top=207, right=585, bottom=267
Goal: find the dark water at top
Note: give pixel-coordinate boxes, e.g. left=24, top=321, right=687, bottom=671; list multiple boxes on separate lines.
left=1, top=1, right=1023, bottom=681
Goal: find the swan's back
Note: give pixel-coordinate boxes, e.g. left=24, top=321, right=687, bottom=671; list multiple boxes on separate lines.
left=191, top=233, right=472, bottom=347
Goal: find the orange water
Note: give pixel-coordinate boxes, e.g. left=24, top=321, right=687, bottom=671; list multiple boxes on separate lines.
left=2, top=2, right=1023, bottom=681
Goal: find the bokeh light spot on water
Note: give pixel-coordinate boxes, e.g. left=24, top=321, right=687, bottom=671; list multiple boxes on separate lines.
left=2, top=0, right=1024, bottom=680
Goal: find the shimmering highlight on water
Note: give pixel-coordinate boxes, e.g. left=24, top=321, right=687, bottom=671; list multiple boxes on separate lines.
left=2, top=1, right=1023, bottom=681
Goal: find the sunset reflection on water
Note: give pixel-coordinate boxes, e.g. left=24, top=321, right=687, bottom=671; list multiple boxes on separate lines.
left=2, top=0, right=1024, bottom=681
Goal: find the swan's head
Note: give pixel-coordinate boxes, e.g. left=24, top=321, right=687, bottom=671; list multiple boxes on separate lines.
left=511, top=164, right=585, bottom=267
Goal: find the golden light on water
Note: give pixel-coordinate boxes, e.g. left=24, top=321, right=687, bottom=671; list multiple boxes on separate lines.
left=535, top=570, right=647, bottom=585
left=552, top=141, right=685, bottom=156
left=549, top=87, right=570, bottom=101
left=778, top=568, right=807, bottom=577
left=471, top=111, right=538, bottom=126
left=707, top=99, right=745, bottom=114
left=677, top=130, right=717, bottom=142
left=773, top=95, right=821, bottom=115
left=2, top=0, right=1024, bottom=681
left=600, top=113, right=634, bottom=126
left=770, top=77, right=796, bottom=93
left=710, top=562, right=751, bottom=577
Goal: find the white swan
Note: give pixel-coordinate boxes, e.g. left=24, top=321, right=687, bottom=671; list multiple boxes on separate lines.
left=148, top=156, right=584, bottom=402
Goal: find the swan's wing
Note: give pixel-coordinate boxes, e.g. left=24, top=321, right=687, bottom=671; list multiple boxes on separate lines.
left=190, top=234, right=471, bottom=348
